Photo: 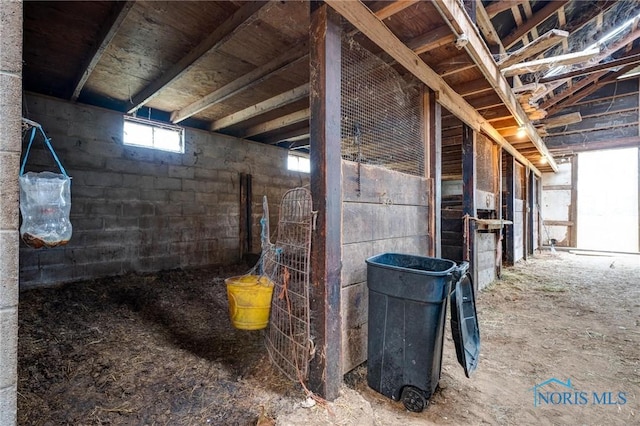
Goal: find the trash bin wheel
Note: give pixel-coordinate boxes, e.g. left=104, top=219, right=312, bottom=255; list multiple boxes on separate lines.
left=401, top=386, right=428, bottom=412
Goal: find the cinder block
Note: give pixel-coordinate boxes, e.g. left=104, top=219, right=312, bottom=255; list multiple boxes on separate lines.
left=73, top=170, right=123, bottom=188
left=88, top=202, right=122, bottom=216
left=0, top=307, right=18, bottom=388
left=123, top=175, right=154, bottom=188
left=0, top=233, right=19, bottom=309
left=154, top=203, right=182, bottom=216
left=0, top=75, right=22, bottom=154
left=153, top=177, right=182, bottom=190
left=181, top=203, right=206, bottom=216
left=0, top=153, right=20, bottom=230
left=139, top=190, right=169, bottom=202
left=0, top=384, right=17, bottom=426
left=168, top=165, right=195, bottom=179
left=0, top=0, right=22, bottom=72
left=169, top=191, right=195, bottom=203
left=104, top=216, right=138, bottom=230
left=193, top=167, right=217, bottom=180
left=105, top=187, right=139, bottom=200
left=121, top=202, right=155, bottom=217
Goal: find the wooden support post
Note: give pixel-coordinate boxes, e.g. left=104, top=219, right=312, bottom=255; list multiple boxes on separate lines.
left=526, top=167, right=534, bottom=257
left=425, top=89, right=442, bottom=258
left=462, top=124, right=477, bottom=289
left=497, top=147, right=503, bottom=278
left=309, top=2, right=342, bottom=400
left=239, top=173, right=253, bottom=259
left=503, top=152, right=516, bottom=265
left=570, top=155, right=579, bottom=247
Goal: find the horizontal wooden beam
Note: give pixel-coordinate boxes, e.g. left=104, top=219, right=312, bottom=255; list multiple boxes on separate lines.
left=239, top=108, right=310, bottom=138
left=210, top=84, right=309, bottom=131
left=485, top=0, right=527, bottom=18
left=501, top=48, right=599, bottom=77
left=503, top=1, right=568, bottom=49
left=71, top=1, right=135, bottom=101
left=539, top=52, right=640, bottom=83
left=327, top=0, right=545, bottom=175
left=498, top=29, right=568, bottom=69
left=406, top=25, right=455, bottom=55
left=432, top=0, right=557, bottom=172
left=452, top=78, right=493, bottom=97
left=540, top=112, right=582, bottom=128
left=263, top=127, right=310, bottom=144
left=369, top=0, right=419, bottom=20
left=547, top=136, right=640, bottom=154
left=127, top=1, right=268, bottom=113
left=171, top=41, right=308, bottom=123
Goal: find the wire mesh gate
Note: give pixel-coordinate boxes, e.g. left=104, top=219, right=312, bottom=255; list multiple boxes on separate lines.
left=264, top=188, right=314, bottom=382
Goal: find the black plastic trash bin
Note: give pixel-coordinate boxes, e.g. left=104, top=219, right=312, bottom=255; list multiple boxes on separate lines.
left=365, top=252, right=476, bottom=412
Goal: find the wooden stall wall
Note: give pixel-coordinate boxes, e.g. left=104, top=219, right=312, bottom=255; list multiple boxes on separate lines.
left=340, top=160, right=429, bottom=374
left=514, top=162, right=526, bottom=262
left=441, top=123, right=463, bottom=262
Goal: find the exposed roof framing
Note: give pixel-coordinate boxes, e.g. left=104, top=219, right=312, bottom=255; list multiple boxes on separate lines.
left=485, top=0, right=528, bottom=18
left=406, top=25, right=456, bottom=54
left=539, top=52, right=640, bottom=83
left=432, top=0, right=557, bottom=171
left=498, top=29, right=568, bottom=69
left=127, top=1, right=269, bottom=114
left=503, top=0, right=569, bottom=49
left=238, top=108, right=310, bottom=139
left=501, top=48, right=599, bottom=77
left=171, top=40, right=309, bottom=123
left=70, top=1, right=135, bottom=101
left=368, top=0, right=420, bottom=20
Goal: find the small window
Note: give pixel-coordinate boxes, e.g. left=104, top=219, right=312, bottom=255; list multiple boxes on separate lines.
left=123, top=116, right=184, bottom=153
left=288, top=154, right=310, bottom=173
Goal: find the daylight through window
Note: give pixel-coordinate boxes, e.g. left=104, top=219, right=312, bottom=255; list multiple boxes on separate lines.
left=287, top=154, right=310, bottom=173
left=123, top=116, right=184, bottom=153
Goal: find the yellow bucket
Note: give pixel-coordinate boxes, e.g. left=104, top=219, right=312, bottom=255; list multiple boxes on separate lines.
left=225, top=275, right=274, bottom=330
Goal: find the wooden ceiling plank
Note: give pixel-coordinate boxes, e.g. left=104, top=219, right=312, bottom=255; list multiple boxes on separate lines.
left=406, top=25, right=456, bottom=54
left=171, top=40, right=308, bottom=123
left=264, top=128, right=310, bottom=144
left=539, top=52, right=640, bottom=83
left=70, top=1, right=135, bottom=101
left=432, top=0, right=557, bottom=172
left=558, top=1, right=617, bottom=37
left=498, top=29, right=568, bottom=69
left=503, top=1, right=568, bottom=49
left=239, top=108, right=310, bottom=138
left=451, top=77, right=493, bottom=97
left=501, top=48, right=599, bottom=77
left=325, top=0, right=545, bottom=175
left=369, top=0, right=420, bottom=20
left=127, top=1, right=268, bottom=114
left=485, top=0, right=527, bottom=18
left=210, top=84, right=309, bottom=131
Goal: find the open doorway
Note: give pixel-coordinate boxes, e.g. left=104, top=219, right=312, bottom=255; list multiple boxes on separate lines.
left=577, top=148, right=639, bottom=252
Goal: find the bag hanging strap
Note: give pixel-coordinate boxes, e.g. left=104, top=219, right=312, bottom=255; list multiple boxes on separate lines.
left=20, top=125, right=69, bottom=178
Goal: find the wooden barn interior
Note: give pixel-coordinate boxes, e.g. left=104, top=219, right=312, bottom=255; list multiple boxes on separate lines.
left=1, top=0, right=639, bottom=423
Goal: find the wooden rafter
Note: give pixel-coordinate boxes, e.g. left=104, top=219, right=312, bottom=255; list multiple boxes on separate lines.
left=264, top=128, right=310, bottom=145
left=539, top=112, right=582, bottom=128
left=127, top=1, right=268, bottom=114
left=170, top=40, right=308, bottom=123
left=559, top=1, right=617, bottom=36
left=485, top=0, right=527, bottom=18
left=503, top=1, right=568, bottom=49
left=210, top=84, right=309, bottom=131
left=406, top=25, right=455, bottom=54
left=539, top=52, right=640, bottom=83
left=476, top=2, right=503, bottom=49
left=498, top=29, right=569, bottom=69
left=369, top=0, right=419, bottom=20
left=501, top=48, right=599, bottom=77
left=432, top=0, right=557, bottom=172
left=238, top=108, right=310, bottom=138
left=540, top=71, right=604, bottom=112
left=325, top=0, right=546, bottom=175
left=70, top=1, right=135, bottom=101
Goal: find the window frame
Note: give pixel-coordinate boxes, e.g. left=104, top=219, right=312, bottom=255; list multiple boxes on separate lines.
left=123, top=115, right=185, bottom=153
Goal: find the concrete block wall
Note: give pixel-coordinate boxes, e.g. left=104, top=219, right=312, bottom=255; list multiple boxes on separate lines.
left=19, top=94, right=308, bottom=289
left=0, top=1, right=22, bottom=424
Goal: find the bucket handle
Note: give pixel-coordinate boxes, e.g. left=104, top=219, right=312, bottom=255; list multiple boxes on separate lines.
left=452, top=261, right=469, bottom=283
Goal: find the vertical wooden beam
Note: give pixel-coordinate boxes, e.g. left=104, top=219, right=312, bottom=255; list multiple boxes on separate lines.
left=239, top=173, right=253, bottom=259
left=462, top=124, right=477, bottom=288
left=527, top=167, right=535, bottom=256
left=497, top=147, right=503, bottom=277
left=425, top=89, right=442, bottom=258
left=309, top=2, right=342, bottom=400
left=503, top=152, right=516, bottom=265
left=570, top=155, right=579, bottom=247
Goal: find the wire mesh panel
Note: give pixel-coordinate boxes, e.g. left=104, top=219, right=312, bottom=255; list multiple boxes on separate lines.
left=341, top=34, right=424, bottom=176
left=265, top=188, right=314, bottom=382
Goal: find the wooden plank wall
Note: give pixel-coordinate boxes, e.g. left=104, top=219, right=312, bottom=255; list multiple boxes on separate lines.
left=514, top=162, right=525, bottom=261
left=541, top=161, right=575, bottom=246
left=340, top=160, right=429, bottom=374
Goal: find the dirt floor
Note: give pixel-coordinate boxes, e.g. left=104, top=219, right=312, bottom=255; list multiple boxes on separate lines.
left=18, top=250, right=639, bottom=425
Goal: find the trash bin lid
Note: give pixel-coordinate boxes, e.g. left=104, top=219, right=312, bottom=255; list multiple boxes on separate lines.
left=450, top=273, right=480, bottom=378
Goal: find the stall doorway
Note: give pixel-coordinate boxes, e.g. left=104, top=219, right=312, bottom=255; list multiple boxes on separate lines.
left=577, top=148, right=639, bottom=252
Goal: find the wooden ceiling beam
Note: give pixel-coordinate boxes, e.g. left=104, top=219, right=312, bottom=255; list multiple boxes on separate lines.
left=485, top=0, right=527, bottom=18
left=369, top=0, right=419, bottom=20
left=171, top=40, right=308, bottom=123
left=475, top=2, right=503, bottom=49
left=406, top=25, right=456, bottom=55
left=451, top=78, right=493, bottom=97
left=540, top=112, right=582, bottom=128
left=503, top=1, right=568, bottom=49
left=539, top=52, right=640, bottom=83
left=498, top=29, right=568, bottom=69
left=264, top=127, right=310, bottom=145
left=70, top=1, right=135, bottom=101
left=239, top=108, right=310, bottom=139
left=326, top=0, right=545, bottom=175
left=210, top=84, right=309, bottom=131
left=540, top=71, right=603, bottom=112
left=501, top=48, right=599, bottom=77
left=127, top=1, right=268, bottom=114
left=559, top=1, right=617, bottom=36
left=432, top=0, right=557, bottom=172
